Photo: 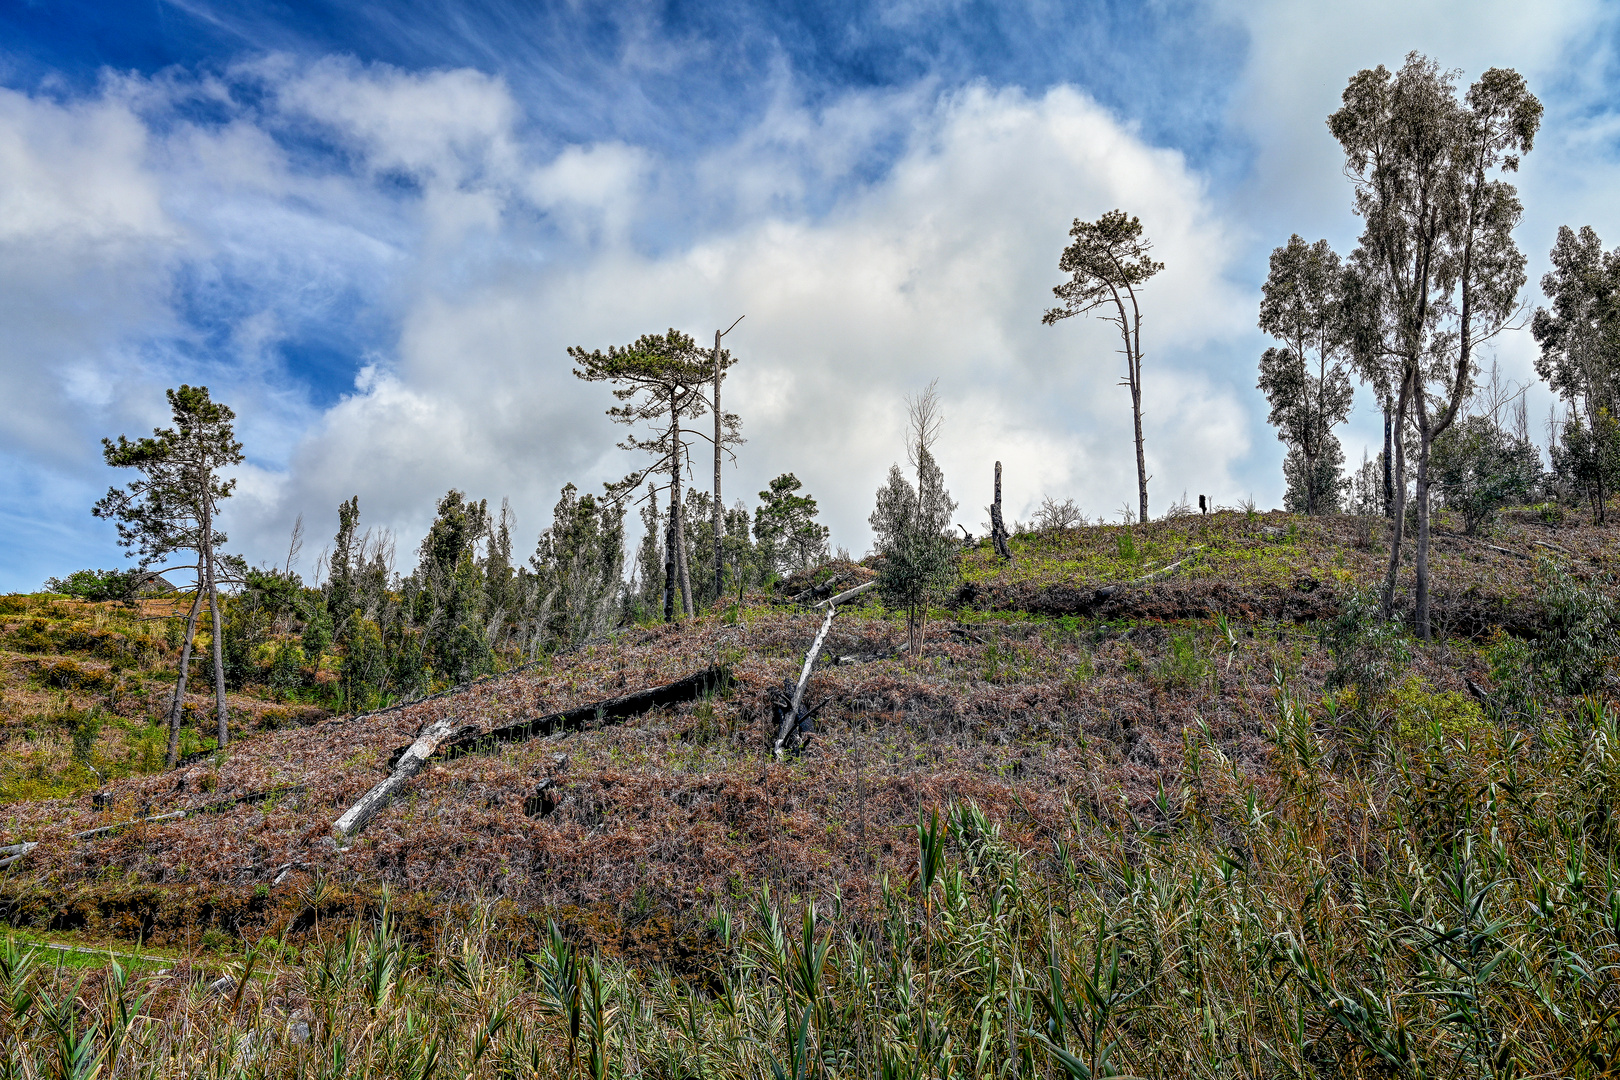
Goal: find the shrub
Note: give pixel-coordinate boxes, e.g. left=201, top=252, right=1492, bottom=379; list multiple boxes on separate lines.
left=1322, top=588, right=1410, bottom=716
left=42, top=568, right=138, bottom=603
left=1532, top=559, right=1618, bottom=695
left=1430, top=416, right=1542, bottom=534
left=1389, top=676, right=1485, bottom=740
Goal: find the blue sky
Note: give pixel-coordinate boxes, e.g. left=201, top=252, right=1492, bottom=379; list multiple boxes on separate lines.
left=2, top=0, right=1618, bottom=590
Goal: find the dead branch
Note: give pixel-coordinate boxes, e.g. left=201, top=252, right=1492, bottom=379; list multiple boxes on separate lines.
left=774, top=590, right=867, bottom=759
left=1090, top=548, right=1204, bottom=601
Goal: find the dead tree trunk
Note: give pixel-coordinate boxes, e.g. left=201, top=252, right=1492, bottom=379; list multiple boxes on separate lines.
left=772, top=581, right=875, bottom=759
left=333, top=716, right=476, bottom=839
left=664, top=387, right=679, bottom=623
left=990, top=461, right=1011, bottom=560
left=713, top=328, right=725, bottom=602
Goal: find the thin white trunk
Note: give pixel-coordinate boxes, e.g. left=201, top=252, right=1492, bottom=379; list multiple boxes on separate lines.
left=333, top=716, right=466, bottom=838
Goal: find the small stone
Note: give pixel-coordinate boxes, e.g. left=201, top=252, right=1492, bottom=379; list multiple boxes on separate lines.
left=550, top=754, right=569, bottom=772
left=207, top=975, right=236, bottom=996
left=290, top=1020, right=310, bottom=1044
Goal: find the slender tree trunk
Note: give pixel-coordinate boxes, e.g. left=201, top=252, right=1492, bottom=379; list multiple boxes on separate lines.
left=167, top=584, right=205, bottom=767
left=1415, top=424, right=1434, bottom=640
left=675, top=496, right=694, bottom=617
left=713, top=330, right=725, bottom=601
left=205, top=536, right=229, bottom=747
left=990, top=461, right=1010, bottom=560
left=1382, top=406, right=1395, bottom=518
left=664, top=391, right=680, bottom=623
left=669, top=393, right=694, bottom=618
left=1382, top=374, right=1411, bottom=620
left=1130, top=361, right=1148, bottom=523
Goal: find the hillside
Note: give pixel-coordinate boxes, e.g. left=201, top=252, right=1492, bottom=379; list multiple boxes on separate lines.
left=3, top=507, right=1618, bottom=1076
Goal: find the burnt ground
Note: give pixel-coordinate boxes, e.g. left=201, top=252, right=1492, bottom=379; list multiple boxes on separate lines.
left=0, top=507, right=1611, bottom=961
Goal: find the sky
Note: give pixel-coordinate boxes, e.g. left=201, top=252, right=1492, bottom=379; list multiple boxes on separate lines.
left=3, top=0, right=1619, bottom=591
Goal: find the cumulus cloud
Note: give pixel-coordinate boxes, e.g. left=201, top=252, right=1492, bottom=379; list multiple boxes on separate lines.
left=256, top=77, right=1250, bottom=571
left=11, top=0, right=1617, bottom=591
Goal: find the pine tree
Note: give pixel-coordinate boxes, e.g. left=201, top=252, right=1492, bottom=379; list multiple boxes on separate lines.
left=94, top=385, right=243, bottom=765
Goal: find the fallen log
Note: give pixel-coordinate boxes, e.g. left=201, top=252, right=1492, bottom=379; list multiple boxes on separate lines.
left=334, top=716, right=477, bottom=839
left=426, top=665, right=733, bottom=762
left=340, top=667, right=732, bottom=840
left=0, top=785, right=306, bottom=871
left=1480, top=543, right=1529, bottom=560
left=815, top=579, right=877, bottom=609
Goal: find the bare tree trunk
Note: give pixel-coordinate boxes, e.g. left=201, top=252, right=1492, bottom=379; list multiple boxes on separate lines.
left=1382, top=405, right=1395, bottom=518
left=1131, top=367, right=1148, bottom=523
left=990, top=461, right=1011, bottom=560
left=675, top=495, right=694, bottom=617
left=1122, top=306, right=1149, bottom=523
left=1382, top=374, right=1411, bottom=620
left=713, top=329, right=725, bottom=602
left=167, top=585, right=205, bottom=768
left=1415, top=424, right=1434, bottom=640
left=205, top=537, right=229, bottom=748
left=664, top=390, right=679, bottom=623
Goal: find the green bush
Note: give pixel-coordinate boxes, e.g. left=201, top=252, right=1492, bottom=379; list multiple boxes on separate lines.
left=1532, top=559, right=1618, bottom=696
left=1430, top=416, right=1542, bottom=534
left=1322, top=588, right=1410, bottom=715
left=41, top=568, right=138, bottom=602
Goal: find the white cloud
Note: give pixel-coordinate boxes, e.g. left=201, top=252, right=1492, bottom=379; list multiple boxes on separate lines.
left=15, top=2, right=1619, bottom=589
left=256, top=79, right=1250, bottom=563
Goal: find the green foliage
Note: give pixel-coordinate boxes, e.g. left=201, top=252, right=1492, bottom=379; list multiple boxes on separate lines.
left=869, top=452, right=957, bottom=657
left=1322, top=588, right=1411, bottom=715
left=1282, top=437, right=1349, bottom=515
left=92, top=384, right=243, bottom=571
left=1156, top=631, right=1208, bottom=690
left=1113, top=530, right=1136, bottom=562
left=1531, top=559, right=1618, bottom=696
left=752, top=474, right=829, bottom=577
left=1532, top=224, right=1620, bottom=421
left=1551, top=409, right=1620, bottom=520
left=1257, top=234, right=1356, bottom=516
left=41, top=569, right=138, bottom=603
left=1389, top=676, right=1484, bottom=740
left=1431, top=415, right=1543, bottom=534
left=529, top=483, right=626, bottom=652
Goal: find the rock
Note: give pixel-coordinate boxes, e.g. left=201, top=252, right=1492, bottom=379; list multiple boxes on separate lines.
left=290, top=1020, right=310, bottom=1044
left=207, top=975, right=236, bottom=996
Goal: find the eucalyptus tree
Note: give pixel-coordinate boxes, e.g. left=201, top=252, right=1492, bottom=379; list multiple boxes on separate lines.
left=1043, top=210, right=1163, bottom=523
left=1532, top=226, right=1620, bottom=517
left=1330, top=54, right=1541, bottom=637
left=570, top=329, right=735, bottom=621
left=94, top=385, right=243, bottom=764
left=1533, top=226, right=1620, bottom=418
left=1257, top=235, right=1357, bottom=515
